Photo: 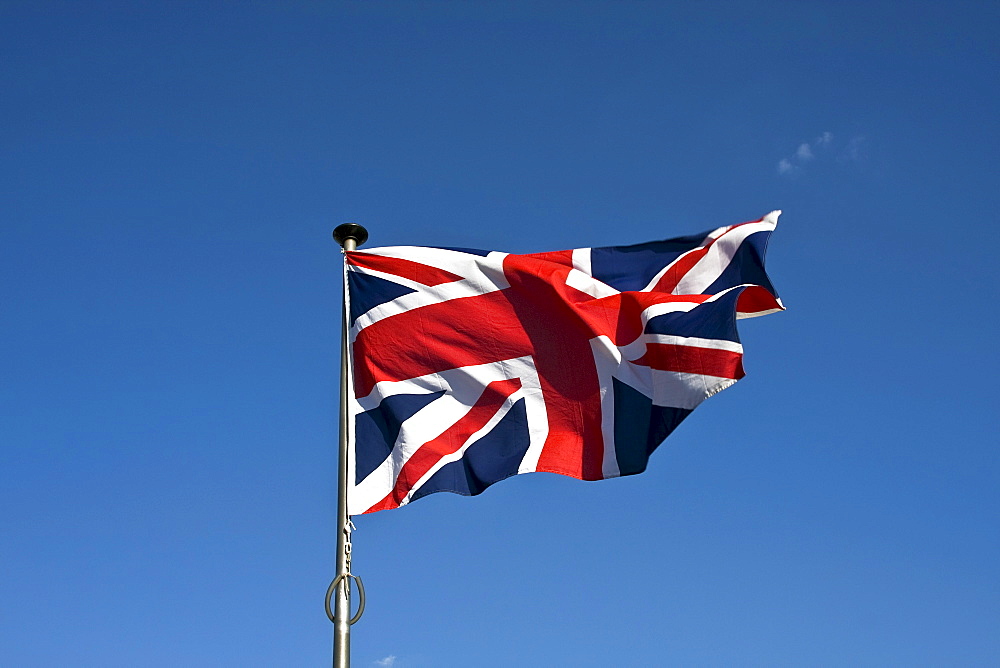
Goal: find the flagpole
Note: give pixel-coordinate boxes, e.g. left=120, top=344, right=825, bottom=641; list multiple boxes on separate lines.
left=330, top=223, right=368, bottom=668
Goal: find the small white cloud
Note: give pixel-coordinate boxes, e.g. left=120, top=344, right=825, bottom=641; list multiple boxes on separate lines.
left=375, top=656, right=397, bottom=667
left=778, top=130, right=845, bottom=176
left=840, top=135, right=865, bottom=162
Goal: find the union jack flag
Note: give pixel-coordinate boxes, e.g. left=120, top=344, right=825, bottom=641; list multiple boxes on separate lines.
left=346, top=212, right=783, bottom=514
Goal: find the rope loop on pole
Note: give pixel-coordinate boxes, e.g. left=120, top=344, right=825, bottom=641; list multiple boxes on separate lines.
left=326, top=518, right=365, bottom=625
left=325, top=573, right=366, bottom=625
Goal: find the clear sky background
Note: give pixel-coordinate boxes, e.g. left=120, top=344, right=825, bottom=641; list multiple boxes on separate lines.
left=3, top=2, right=998, bottom=666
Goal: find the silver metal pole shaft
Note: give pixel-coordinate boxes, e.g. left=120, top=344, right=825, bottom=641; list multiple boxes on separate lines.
left=331, top=224, right=368, bottom=668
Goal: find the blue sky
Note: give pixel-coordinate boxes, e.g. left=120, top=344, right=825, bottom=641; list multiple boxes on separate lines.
left=3, top=2, right=998, bottom=666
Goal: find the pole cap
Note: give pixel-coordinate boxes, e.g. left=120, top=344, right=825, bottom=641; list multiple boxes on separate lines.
left=333, top=223, right=369, bottom=248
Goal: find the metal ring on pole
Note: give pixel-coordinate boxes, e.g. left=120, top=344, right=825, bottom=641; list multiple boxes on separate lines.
left=325, top=573, right=366, bottom=626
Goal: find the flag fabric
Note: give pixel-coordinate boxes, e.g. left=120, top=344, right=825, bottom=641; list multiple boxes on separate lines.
left=345, top=211, right=783, bottom=515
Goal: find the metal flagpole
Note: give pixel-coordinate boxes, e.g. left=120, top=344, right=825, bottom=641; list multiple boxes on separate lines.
left=328, top=223, right=369, bottom=668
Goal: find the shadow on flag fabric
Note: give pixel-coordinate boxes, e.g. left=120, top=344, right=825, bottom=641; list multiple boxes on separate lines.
left=345, top=211, right=784, bottom=514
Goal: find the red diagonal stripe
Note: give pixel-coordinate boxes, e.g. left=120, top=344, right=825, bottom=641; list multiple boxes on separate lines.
left=366, top=377, right=523, bottom=513
left=650, top=220, right=764, bottom=295
left=650, top=246, right=711, bottom=294
left=631, top=343, right=745, bottom=379
left=347, top=251, right=465, bottom=286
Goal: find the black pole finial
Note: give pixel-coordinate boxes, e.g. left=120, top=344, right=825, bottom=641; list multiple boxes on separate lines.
left=333, top=223, right=369, bottom=249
